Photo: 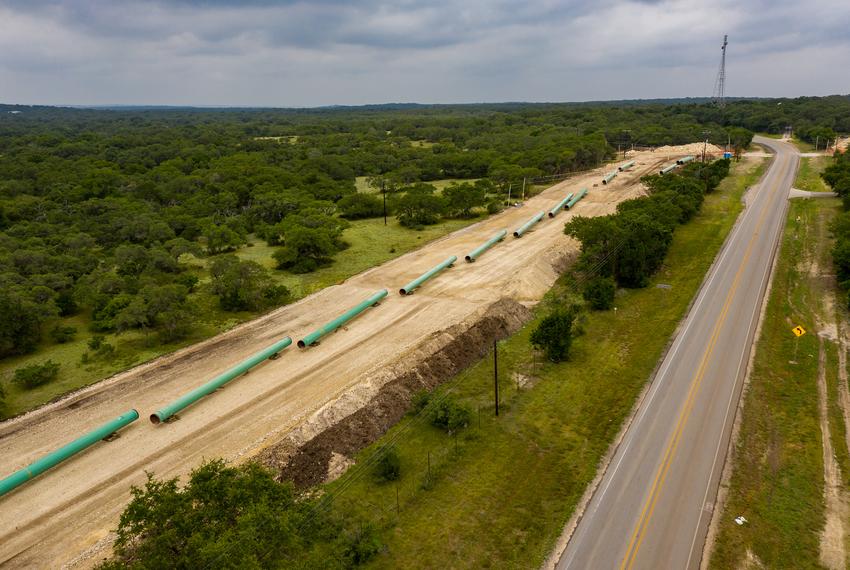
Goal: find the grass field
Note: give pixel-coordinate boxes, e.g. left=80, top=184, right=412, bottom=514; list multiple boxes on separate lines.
left=0, top=216, right=478, bottom=418
left=709, top=196, right=848, bottom=569
left=354, top=177, right=479, bottom=195
left=795, top=156, right=833, bottom=192
left=313, top=158, right=768, bottom=568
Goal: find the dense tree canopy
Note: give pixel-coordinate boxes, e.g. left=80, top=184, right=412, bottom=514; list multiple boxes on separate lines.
left=0, top=97, right=844, bottom=365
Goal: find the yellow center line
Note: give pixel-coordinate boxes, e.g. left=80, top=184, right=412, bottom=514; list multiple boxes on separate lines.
left=619, top=155, right=789, bottom=570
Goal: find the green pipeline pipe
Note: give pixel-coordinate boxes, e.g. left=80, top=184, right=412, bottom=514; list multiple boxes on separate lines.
left=0, top=409, right=139, bottom=497
left=660, top=164, right=678, bottom=175
left=565, top=188, right=588, bottom=210
left=465, top=229, right=507, bottom=262
left=602, top=170, right=618, bottom=185
left=298, top=290, right=388, bottom=348
left=513, top=211, right=546, bottom=238
left=618, top=160, right=636, bottom=171
left=151, top=337, right=292, bottom=423
left=548, top=193, right=574, bottom=218
left=676, top=155, right=695, bottom=165
left=399, top=256, right=457, bottom=295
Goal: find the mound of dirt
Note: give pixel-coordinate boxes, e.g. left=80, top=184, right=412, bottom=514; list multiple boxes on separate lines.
left=258, top=298, right=532, bottom=488
left=652, top=143, right=726, bottom=156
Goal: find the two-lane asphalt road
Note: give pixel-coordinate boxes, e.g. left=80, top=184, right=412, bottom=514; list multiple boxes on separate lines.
left=557, top=137, right=799, bottom=570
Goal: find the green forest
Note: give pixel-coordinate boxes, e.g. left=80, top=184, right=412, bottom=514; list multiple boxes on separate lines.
left=1, top=95, right=849, bottom=417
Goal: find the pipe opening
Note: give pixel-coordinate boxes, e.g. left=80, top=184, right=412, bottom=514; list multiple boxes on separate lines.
left=602, top=180, right=608, bottom=185
left=548, top=212, right=555, bottom=218
left=150, top=414, right=162, bottom=425
left=399, top=288, right=408, bottom=295
left=464, top=255, right=473, bottom=262
left=297, top=339, right=307, bottom=348
left=513, top=232, right=521, bottom=238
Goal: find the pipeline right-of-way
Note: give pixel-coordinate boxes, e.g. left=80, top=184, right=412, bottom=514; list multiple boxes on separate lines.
left=565, top=188, right=588, bottom=209
left=0, top=409, right=140, bottom=497
left=549, top=193, right=574, bottom=218
left=0, top=156, right=636, bottom=502
left=513, top=211, right=546, bottom=238
left=298, top=289, right=388, bottom=347
left=399, top=256, right=457, bottom=295
left=150, top=336, right=293, bottom=424
left=465, top=229, right=507, bottom=262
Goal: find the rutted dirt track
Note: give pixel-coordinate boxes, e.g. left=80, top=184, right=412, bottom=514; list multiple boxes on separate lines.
left=0, top=148, right=693, bottom=568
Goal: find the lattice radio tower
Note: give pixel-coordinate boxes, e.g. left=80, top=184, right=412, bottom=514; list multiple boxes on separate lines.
left=712, top=34, right=728, bottom=108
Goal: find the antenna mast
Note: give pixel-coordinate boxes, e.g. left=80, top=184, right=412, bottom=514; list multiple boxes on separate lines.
left=712, top=35, right=728, bottom=108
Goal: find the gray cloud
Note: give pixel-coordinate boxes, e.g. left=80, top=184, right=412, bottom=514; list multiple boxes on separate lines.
left=0, top=0, right=848, bottom=106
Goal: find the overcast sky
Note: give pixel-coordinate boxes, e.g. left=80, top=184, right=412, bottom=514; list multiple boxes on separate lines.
left=1, top=0, right=848, bottom=107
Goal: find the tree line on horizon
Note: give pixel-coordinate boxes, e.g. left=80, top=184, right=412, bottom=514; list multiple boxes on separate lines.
left=0, top=95, right=847, bottom=413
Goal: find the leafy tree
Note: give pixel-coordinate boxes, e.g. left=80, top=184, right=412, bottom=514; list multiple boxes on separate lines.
left=443, top=182, right=486, bottom=218
left=338, top=193, right=384, bottom=220
left=102, top=459, right=373, bottom=569
left=210, top=255, right=288, bottom=311
left=530, top=309, right=575, bottom=362
left=395, top=185, right=445, bottom=228
left=50, top=325, right=77, bottom=344
left=204, top=223, right=245, bottom=255
left=274, top=225, right=339, bottom=273
left=374, top=446, right=401, bottom=482
left=429, top=396, right=471, bottom=431
left=13, top=360, right=60, bottom=389
left=583, top=276, right=616, bottom=310
left=0, top=289, right=53, bottom=357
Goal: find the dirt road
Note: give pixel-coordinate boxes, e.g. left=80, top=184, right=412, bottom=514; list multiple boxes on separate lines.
left=0, top=148, right=688, bottom=568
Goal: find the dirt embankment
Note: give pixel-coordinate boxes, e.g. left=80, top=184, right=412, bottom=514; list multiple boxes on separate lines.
left=260, top=298, right=533, bottom=488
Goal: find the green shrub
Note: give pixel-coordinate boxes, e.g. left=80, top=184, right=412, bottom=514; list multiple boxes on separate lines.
left=530, top=309, right=575, bottom=362
left=88, top=335, right=105, bottom=351
left=374, top=446, right=401, bottom=482
left=344, top=522, right=382, bottom=565
left=339, top=193, right=384, bottom=219
left=583, top=276, right=616, bottom=310
left=410, top=389, right=431, bottom=414
left=13, top=360, right=60, bottom=389
left=429, top=397, right=471, bottom=432
left=50, top=325, right=77, bottom=344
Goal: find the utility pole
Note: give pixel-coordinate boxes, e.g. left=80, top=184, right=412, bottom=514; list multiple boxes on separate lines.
left=521, top=177, right=526, bottom=201
left=506, top=182, right=512, bottom=206
left=381, top=179, right=387, bottom=226
left=620, top=130, right=631, bottom=159
left=815, top=135, right=819, bottom=151
left=493, top=339, right=499, bottom=417
left=702, top=130, right=711, bottom=163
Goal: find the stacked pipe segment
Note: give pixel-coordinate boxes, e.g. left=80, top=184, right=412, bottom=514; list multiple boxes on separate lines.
left=150, top=337, right=292, bottom=423
left=399, top=256, right=457, bottom=295
left=298, top=290, right=388, bottom=347
left=465, top=229, right=507, bottom=262
left=676, top=155, right=695, bottom=165
left=513, top=211, right=546, bottom=238
left=0, top=409, right=139, bottom=497
left=548, top=193, right=574, bottom=218
left=565, top=188, right=588, bottom=209
left=660, top=164, right=678, bottom=175
left=602, top=170, right=618, bottom=185
left=618, top=160, right=636, bottom=171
